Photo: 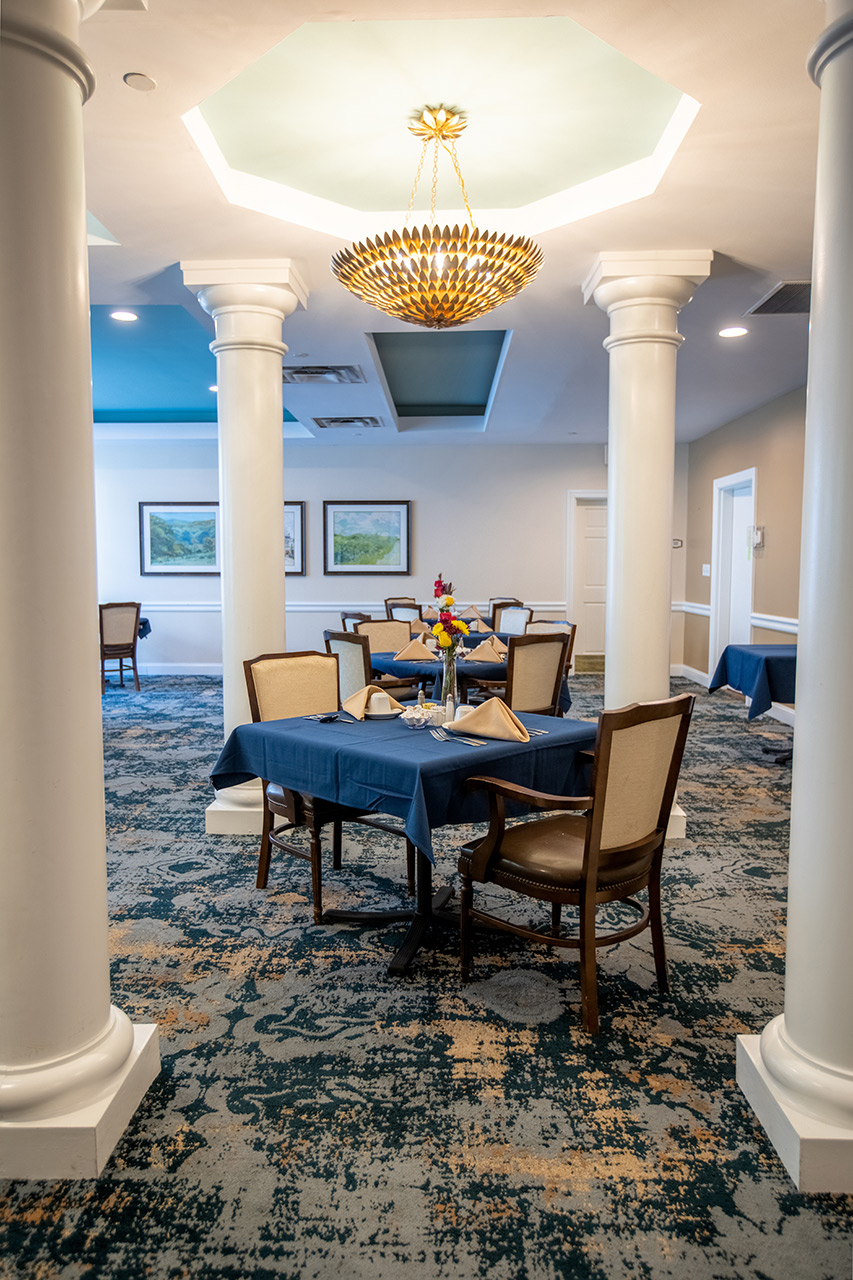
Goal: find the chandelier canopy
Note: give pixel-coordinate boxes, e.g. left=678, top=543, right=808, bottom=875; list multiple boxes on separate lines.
left=330, top=107, right=543, bottom=330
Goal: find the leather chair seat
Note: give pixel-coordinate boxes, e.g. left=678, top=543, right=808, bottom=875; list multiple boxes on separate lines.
left=460, top=813, right=653, bottom=891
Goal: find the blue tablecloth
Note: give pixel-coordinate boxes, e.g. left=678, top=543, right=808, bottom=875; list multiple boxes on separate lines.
left=211, top=713, right=596, bottom=863
left=371, top=651, right=572, bottom=713
left=138, top=617, right=151, bottom=639
left=709, top=644, right=797, bottom=719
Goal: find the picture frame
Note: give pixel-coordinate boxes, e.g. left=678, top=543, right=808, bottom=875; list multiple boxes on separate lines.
left=139, top=502, right=220, bottom=576
left=284, top=501, right=306, bottom=575
left=323, top=500, right=411, bottom=576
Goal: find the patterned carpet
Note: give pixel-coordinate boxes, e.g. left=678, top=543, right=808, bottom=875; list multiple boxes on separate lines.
left=1, top=676, right=851, bottom=1279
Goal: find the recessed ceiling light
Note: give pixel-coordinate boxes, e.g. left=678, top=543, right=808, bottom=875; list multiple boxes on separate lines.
left=110, top=310, right=138, bottom=322
left=719, top=326, right=748, bottom=338
left=123, top=72, right=157, bottom=92
left=209, top=385, right=218, bottom=392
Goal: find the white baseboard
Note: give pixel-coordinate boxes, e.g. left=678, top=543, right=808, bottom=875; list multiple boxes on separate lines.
left=671, top=664, right=711, bottom=687
left=136, top=663, right=223, bottom=676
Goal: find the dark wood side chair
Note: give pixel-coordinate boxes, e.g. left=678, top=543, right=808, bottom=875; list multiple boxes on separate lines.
left=458, top=693, right=695, bottom=1033
left=384, top=596, right=419, bottom=620
left=354, top=618, right=413, bottom=656
left=493, top=604, right=532, bottom=635
left=341, top=610, right=371, bottom=632
left=488, top=597, right=523, bottom=629
left=99, top=601, right=141, bottom=692
left=244, top=650, right=417, bottom=914
left=525, top=621, right=578, bottom=671
left=467, top=632, right=571, bottom=716
left=323, top=629, right=419, bottom=702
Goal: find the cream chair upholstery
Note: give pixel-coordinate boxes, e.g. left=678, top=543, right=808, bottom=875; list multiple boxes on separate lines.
left=388, top=604, right=423, bottom=623
left=495, top=605, right=532, bottom=635
left=354, top=618, right=412, bottom=654
left=341, top=611, right=371, bottom=632
left=384, top=596, right=419, bottom=620
left=99, top=602, right=141, bottom=692
left=525, top=622, right=577, bottom=670
left=458, top=694, right=695, bottom=1033
left=246, top=651, right=338, bottom=721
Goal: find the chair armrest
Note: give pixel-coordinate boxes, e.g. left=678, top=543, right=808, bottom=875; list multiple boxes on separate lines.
left=465, top=775, right=592, bottom=811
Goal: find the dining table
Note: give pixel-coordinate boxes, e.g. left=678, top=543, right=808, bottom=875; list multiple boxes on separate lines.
left=372, top=646, right=573, bottom=712
left=709, top=643, right=797, bottom=719
left=210, top=709, right=597, bottom=973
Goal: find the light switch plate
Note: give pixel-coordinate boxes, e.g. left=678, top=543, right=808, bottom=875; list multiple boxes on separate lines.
left=702, top=563, right=711, bottom=577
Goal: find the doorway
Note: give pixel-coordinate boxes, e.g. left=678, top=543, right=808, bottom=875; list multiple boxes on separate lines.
left=567, top=491, right=607, bottom=672
left=709, top=468, right=756, bottom=673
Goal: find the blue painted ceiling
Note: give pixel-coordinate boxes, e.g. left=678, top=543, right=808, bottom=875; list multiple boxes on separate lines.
left=90, top=305, right=297, bottom=423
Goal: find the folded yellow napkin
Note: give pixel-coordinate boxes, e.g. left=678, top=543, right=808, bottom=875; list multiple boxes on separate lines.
left=342, top=684, right=405, bottom=720
left=422, top=605, right=439, bottom=620
left=393, top=639, right=436, bottom=661
left=464, top=639, right=504, bottom=663
left=459, top=604, right=485, bottom=621
left=472, top=618, right=490, bottom=632
left=410, top=618, right=430, bottom=635
left=445, top=698, right=530, bottom=742
left=490, top=635, right=508, bottom=655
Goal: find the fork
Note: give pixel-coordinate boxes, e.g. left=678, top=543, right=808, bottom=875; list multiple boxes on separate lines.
left=430, top=726, right=486, bottom=747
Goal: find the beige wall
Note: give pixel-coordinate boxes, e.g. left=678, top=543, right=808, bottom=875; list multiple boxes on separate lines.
left=684, top=387, right=805, bottom=674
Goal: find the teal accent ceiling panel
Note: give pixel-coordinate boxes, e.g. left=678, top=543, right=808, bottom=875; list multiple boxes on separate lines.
left=373, top=330, right=506, bottom=417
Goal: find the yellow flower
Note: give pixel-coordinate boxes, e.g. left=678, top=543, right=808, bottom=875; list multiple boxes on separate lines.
left=438, top=632, right=452, bottom=648
left=444, top=595, right=455, bottom=607
left=457, top=620, right=469, bottom=635
left=432, top=622, right=444, bottom=637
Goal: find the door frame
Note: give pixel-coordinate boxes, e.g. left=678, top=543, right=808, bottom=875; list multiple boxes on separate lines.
left=566, top=489, right=608, bottom=656
left=708, top=466, right=757, bottom=675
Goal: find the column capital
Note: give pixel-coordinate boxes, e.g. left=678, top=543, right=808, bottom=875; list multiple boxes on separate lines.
left=180, top=259, right=308, bottom=313
left=582, top=250, right=714, bottom=307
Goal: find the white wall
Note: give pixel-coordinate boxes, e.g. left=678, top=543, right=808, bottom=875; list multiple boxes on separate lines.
left=94, top=430, right=688, bottom=671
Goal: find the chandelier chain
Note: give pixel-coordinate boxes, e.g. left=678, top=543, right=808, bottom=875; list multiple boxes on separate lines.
left=404, top=139, right=430, bottom=228
left=430, top=140, right=440, bottom=228
left=442, top=139, right=474, bottom=226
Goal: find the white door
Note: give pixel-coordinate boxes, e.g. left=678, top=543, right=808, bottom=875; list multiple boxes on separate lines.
left=573, top=499, right=607, bottom=657
left=710, top=469, right=756, bottom=671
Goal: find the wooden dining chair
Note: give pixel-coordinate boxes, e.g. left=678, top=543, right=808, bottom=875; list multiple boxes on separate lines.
left=244, top=650, right=416, bottom=915
left=458, top=693, right=695, bottom=1033
left=467, top=632, right=571, bottom=716
left=384, top=596, right=420, bottom=620
left=489, top=597, right=523, bottom=628
left=99, top=602, right=141, bottom=692
left=323, top=629, right=419, bottom=702
left=526, top=622, right=578, bottom=670
left=341, top=610, right=371, bottom=632
left=494, top=605, right=532, bottom=635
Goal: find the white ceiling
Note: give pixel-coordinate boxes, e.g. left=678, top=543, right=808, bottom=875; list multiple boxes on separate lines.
left=81, top=0, right=823, bottom=445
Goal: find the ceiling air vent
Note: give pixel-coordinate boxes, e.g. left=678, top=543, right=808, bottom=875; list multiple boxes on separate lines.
left=745, top=281, right=811, bottom=316
left=282, top=365, right=364, bottom=384
left=313, top=416, right=383, bottom=430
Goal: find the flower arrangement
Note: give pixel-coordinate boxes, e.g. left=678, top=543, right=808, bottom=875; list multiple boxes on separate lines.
left=431, top=585, right=468, bottom=708
left=434, top=573, right=453, bottom=599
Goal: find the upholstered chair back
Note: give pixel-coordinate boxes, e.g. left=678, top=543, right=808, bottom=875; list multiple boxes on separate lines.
left=244, top=652, right=339, bottom=723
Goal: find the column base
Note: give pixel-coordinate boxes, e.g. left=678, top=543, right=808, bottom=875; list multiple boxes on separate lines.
left=0, top=1023, right=160, bottom=1180
left=205, top=781, right=264, bottom=835
left=666, top=803, right=686, bottom=840
left=737, top=1034, right=853, bottom=1192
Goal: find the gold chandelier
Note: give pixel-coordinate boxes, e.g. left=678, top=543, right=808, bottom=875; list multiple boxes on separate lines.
left=330, top=106, right=543, bottom=330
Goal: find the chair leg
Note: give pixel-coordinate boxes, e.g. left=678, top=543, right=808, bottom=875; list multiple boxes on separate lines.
left=309, top=822, right=323, bottom=925
left=648, top=862, right=669, bottom=993
left=256, top=793, right=273, bottom=889
left=119, top=658, right=125, bottom=688
left=332, top=820, right=343, bottom=870
left=101, top=658, right=106, bottom=694
left=579, top=895, right=599, bottom=1034
left=132, top=652, right=140, bottom=692
left=551, top=902, right=562, bottom=937
left=460, top=873, right=474, bottom=982
left=405, top=838, right=416, bottom=897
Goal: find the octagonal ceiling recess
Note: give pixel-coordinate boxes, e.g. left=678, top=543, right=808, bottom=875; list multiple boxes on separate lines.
left=184, top=17, right=700, bottom=239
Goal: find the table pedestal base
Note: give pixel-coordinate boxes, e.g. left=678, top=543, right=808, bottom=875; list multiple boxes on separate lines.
left=323, top=851, right=458, bottom=974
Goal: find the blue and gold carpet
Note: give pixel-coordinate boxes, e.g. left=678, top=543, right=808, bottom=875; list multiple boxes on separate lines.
left=1, top=676, right=851, bottom=1279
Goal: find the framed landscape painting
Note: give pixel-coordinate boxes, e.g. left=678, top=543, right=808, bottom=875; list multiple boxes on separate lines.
left=139, top=502, right=220, bottom=575
left=284, top=501, right=306, bottom=575
left=323, top=500, right=411, bottom=575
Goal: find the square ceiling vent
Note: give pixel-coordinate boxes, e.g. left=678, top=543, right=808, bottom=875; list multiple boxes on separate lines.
left=313, top=416, right=382, bottom=429
left=282, top=365, right=364, bottom=384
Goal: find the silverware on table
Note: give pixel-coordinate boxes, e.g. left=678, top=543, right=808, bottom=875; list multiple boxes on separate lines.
left=430, top=726, right=487, bottom=746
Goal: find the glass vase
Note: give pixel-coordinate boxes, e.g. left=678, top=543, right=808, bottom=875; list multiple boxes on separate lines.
left=441, top=649, right=458, bottom=712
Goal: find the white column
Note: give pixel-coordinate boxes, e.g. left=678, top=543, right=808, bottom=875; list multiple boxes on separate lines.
left=737, top=2, right=853, bottom=1192
left=0, top=0, right=159, bottom=1178
left=584, top=252, right=712, bottom=712
left=181, top=263, right=307, bottom=835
